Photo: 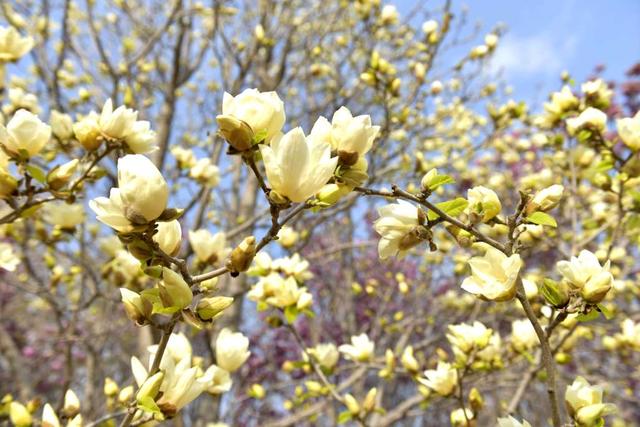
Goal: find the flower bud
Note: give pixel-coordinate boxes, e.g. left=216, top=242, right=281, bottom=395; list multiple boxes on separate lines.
left=103, top=377, right=118, bottom=397
left=50, top=110, right=74, bottom=141
left=216, top=115, right=254, bottom=152
left=118, top=386, right=134, bottom=404
left=159, top=267, right=193, bottom=310
left=0, top=168, right=18, bottom=198
left=526, top=185, right=564, bottom=214
left=469, top=387, right=484, bottom=413
left=343, top=394, right=360, bottom=415
left=73, top=112, right=102, bottom=151
left=401, top=346, right=420, bottom=373
left=153, top=220, right=182, bottom=256
left=316, top=183, right=351, bottom=206
left=581, top=271, right=613, bottom=304
left=136, top=371, right=164, bottom=403
left=62, top=389, right=80, bottom=418
left=9, top=402, right=32, bottom=427
left=41, top=404, right=60, bottom=427
left=362, top=388, right=377, bottom=412
left=196, top=296, right=234, bottom=320
left=226, top=236, right=256, bottom=274
left=541, top=278, right=570, bottom=308
left=47, top=159, right=79, bottom=190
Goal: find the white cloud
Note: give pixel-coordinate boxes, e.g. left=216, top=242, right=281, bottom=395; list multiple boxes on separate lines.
left=489, top=33, right=577, bottom=76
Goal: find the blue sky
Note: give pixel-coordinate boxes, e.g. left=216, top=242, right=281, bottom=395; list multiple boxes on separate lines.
left=400, top=0, right=640, bottom=101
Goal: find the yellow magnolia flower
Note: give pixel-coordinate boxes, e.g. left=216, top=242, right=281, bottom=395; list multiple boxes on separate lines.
left=617, top=111, right=640, bottom=151
left=373, top=200, right=426, bottom=259
left=0, top=26, right=34, bottom=61
left=218, top=88, right=285, bottom=144
left=556, top=250, right=613, bottom=303
left=215, top=328, right=251, bottom=373
left=0, top=109, right=51, bottom=158
left=417, top=361, right=458, bottom=396
left=260, top=127, right=338, bottom=203
left=565, top=376, right=616, bottom=426
left=461, top=243, right=522, bottom=301
left=338, top=333, right=374, bottom=362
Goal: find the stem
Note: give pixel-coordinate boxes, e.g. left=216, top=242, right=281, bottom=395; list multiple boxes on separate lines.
left=516, top=279, right=562, bottom=427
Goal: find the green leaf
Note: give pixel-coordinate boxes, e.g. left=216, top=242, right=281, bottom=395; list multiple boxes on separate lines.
left=26, top=164, right=46, bottom=183
left=596, top=304, right=614, bottom=320
left=284, top=305, right=298, bottom=324
left=427, top=198, right=468, bottom=220
left=337, top=411, right=352, bottom=424
left=594, top=160, right=614, bottom=172
left=427, top=174, right=455, bottom=191
left=526, top=211, right=557, bottom=228
left=137, top=396, right=163, bottom=419
left=576, top=309, right=600, bottom=323
left=20, top=204, right=43, bottom=218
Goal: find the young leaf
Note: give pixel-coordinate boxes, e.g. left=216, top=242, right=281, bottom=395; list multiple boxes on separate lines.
left=427, top=198, right=468, bottom=220
left=526, top=211, right=557, bottom=228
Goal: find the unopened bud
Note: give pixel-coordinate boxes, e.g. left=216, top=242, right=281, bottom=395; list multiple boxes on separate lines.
left=316, top=183, right=351, bottom=206
left=120, top=288, right=151, bottom=325
left=541, top=279, right=570, bottom=308
left=9, top=402, right=32, bottom=427
left=62, top=390, right=80, bottom=418
left=118, top=386, right=134, bottom=404
left=136, top=371, right=164, bottom=402
left=216, top=115, right=254, bottom=152
left=362, top=388, right=377, bottom=412
left=103, top=377, right=119, bottom=397
left=343, top=394, right=360, bottom=415
left=469, top=387, right=484, bottom=413
left=159, top=267, right=193, bottom=309
left=581, top=271, right=613, bottom=304
left=47, top=159, right=79, bottom=190
left=0, top=169, right=18, bottom=198
left=401, top=346, right=420, bottom=373
left=226, top=236, right=256, bottom=274
left=196, top=296, right=234, bottom=320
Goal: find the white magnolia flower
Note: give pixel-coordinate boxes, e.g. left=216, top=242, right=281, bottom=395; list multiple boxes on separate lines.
left=98, top=100, right=156, bottom=153
left=42, top=202, right=85, bottom=229
left=0, top=241, right=19, bottom=271
left=417, top=361, right=458, bottom=396
left=220, top=89, right=285, bottom=143
left=497, top=415, right=532, bottom=427
left=446, top=321, right=492, bottom=354
left=112, top=249, right=142, bottom=281
left=0, top=26, right=34, bottom=61
left=90, top=154, right=168, bottom=231
left=338, top=333, right=374, bottom=362
left=188, top=229, right=229, bottom=263
left=73, top=111, right=102, bottom=151
left=215, top=328, right=250, bottom=372
left=565, top=376, right=616, bottom=426
left=529, top=184, right=564, bottom=212
left=309, top=106, right=380, bottom=160
left=467, top=186, right=501, bottom=222
left=461, top=243, right=523, bottom=301
left=260, top=127, right=338, bottom=203
left=0, top=109, right=51, bottom=157
left=566, top=107, right=607, bottom=136
left=171, top=146, right=196, bottom=168
left=380, top=5, right=399, bottom=25
left=556, top=250, right=613, bottom=303
left=50, top=110, right=74, bottom=140
left=153, top=220, right=182, bottom=256
left=248, top=273, right=313, bottom=310
left=510, top=319, right=538, bottom=352
left=544, top=86, right=578, bottom=116
left=616, top=111, right=640, bottom=151
left=581, top=78, right=613, bottom=104
left=204, top=365, right=232, bottom=394
left=307, top=343, right=340, bottom=370
left=5, top=87, right=40, bottom=114
left=422, top=20, right=438, bottom=34
left=616, top=318, right=640, bottom=350
left=190, top=158, right=220, bottom=186
left=373, top=200, right=425, bottom=259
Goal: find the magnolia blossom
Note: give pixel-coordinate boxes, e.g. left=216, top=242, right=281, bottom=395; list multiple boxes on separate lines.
left=529, top=184, right=564, bottom=212
left=338, top=333, right=374, bottom=362
left=260, top=127, right=338, bottom=203
left=417, top=361, right=458, bottom=396
left=616, top=111, right=640, bottom=151
left=446, top=321, right=492, bottom=354
left=98, top=99, right=156, bottom=153
left=42, top=202, right=85, bottom=229
left=188, top=229, right=229, bottom=263
left=467, top=186, right=501, bottom=222
left=615, top=318, right=640, bottom=350
left=154, top=220, right=182, bottom=256
left=510, top=319, right=538, bottom=352
left=248, top=272, right=313, bottom=310
left=497, top=416, right=532, bottom=427
left=0, top=242, right=19, bottom=271
left=461, top=243, right=523, bottom=301
left=566, top=107, right=607, bottom=136
left=189, top=158, right=220, bottom=186
left=380, top=5, right=399, bottom=25
left=309, top=106, right=380, bottom=160
left=219, top=89, right=285, bottom=143
left=0, top=109, right=51, bottom=157
left=544, top=86, right=579, bottom=116
left=215, top=328, right=251, bottom=372
left=72, top=112, right=102, bottom=151
left=90, top=154, right=168, bottom=232
left=556, top=250, right=613, bottom=303
left=307, top=343, right=340, bottom=370
left=374, top=200, right=426, bottom=259
left=565, top=376, right=616, bottom=426
left=49, top=110, right=74, bottom=140
left=41, top=403, right=61, bottom=427
left=0, top=26, right=34, bottom=61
